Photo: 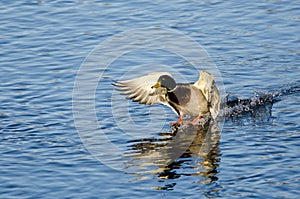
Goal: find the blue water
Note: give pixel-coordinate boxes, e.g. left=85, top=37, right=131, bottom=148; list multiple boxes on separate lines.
left=1, top=0, right=299, bottom=198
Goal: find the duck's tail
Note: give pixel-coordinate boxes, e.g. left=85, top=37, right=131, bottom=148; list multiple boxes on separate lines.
left=194, top=71, right=220, bottom=119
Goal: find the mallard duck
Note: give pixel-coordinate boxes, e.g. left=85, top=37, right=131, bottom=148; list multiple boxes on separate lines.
left=114, top=71, right=220, bottom=125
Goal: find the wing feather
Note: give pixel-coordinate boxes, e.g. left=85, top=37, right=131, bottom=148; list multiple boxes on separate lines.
left=113, top=72, right=173, bottom=106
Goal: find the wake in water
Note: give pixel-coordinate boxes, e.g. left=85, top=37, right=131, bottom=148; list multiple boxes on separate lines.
left=124, top=81, right=299, bottom=184
left=220, top=81, right=300, bottom=118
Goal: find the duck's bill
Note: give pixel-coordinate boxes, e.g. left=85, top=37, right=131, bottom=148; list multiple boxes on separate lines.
left=151, top=81, right=161, bottom=88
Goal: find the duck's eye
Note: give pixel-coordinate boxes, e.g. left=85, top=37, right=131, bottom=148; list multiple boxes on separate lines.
left=162, top=78, right=165, bottom=81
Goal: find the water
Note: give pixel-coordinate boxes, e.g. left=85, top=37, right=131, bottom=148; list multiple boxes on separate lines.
left=1, top=0, right=299, bottom=198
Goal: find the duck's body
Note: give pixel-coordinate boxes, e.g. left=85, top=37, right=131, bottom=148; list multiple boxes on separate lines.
left=166, top=83, right=208, bottom=116
left=114, top=71, right=220, bottom=125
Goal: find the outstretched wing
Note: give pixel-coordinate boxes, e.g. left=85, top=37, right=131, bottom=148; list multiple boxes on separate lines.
left=194, top=71, right=220, bottom=119
left=113, top=72, right=172, bottom=106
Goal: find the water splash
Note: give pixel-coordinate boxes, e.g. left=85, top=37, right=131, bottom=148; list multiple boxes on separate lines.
left=221, top=81, right=300, bottom=118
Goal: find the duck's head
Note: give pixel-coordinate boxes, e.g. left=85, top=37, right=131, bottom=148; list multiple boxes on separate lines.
left=151, top=75, right=176, bottom=92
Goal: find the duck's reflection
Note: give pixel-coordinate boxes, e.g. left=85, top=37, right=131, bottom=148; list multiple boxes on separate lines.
left=125, top=120, right=221, bottom=191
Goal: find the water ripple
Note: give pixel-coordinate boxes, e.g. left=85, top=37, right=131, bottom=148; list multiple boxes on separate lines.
left=1, top=0, right=299, bottom=198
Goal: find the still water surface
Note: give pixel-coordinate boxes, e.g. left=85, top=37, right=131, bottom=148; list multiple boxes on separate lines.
left=1, top=0, right=299, bottom=198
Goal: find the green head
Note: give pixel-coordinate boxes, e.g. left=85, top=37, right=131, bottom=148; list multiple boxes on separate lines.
left=151, top=75, right=176, bottom=92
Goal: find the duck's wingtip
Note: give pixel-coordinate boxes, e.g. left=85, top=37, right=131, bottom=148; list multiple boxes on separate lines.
left=111, top=80, right=119, bottom=86
left=112, top=80, right=128, bottom=87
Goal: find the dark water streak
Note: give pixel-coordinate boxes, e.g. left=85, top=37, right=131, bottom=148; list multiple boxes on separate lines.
left=222, top=81, right=300, bottom=118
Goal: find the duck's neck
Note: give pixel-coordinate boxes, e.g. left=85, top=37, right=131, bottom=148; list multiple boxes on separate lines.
left=167, top=86, right=177, bottom=93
